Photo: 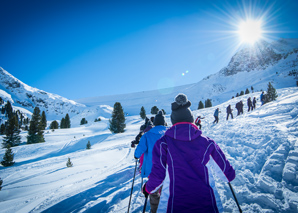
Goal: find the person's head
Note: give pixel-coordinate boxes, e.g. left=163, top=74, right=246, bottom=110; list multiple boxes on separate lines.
left=153, top=110, right=166, bottom=126
left=150, top=116, right=155, bottom=123
left=170, top=93, right=194, bottom=125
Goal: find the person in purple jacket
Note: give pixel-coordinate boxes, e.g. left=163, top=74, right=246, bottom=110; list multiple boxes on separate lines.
left=142, top=93, right=236, bottom=213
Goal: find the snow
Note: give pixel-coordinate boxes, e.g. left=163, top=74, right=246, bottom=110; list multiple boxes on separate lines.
left=0, top=87, right=298, bottom=212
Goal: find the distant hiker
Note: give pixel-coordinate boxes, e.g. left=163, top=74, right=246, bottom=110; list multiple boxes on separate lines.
left=195, top=115, right=205, bottom=129
left=253, top=97, right=257, bottom=110
left=260, top=91, right=265, bottom=105
left=235, top=101, right=241, bottom=116
left=213, top=108, right=220, bottom=124
left=247, top=97, right=253, bottom=112
left=130, top=117, right=152, bottom=148
left=239, top=100, right=244, bottom=115
left=134, top=110, right=167, bottom=213
left=226, top=104, right=233, bottom=120
left=142, top=93, right=236, bottom=212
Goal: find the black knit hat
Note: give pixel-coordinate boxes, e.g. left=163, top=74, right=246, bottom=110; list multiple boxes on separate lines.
left=154, top=110, right=166, bottom=126
left=171, top=93, right=194, bottom=125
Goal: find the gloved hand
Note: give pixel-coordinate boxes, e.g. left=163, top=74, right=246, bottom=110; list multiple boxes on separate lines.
left=142, top=182, right=149, bottom=198
left=131, top=140, right=136, bottom=148
left=134, top=155, right=139, bottom=160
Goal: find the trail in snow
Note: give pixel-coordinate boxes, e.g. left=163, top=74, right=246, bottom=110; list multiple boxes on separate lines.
left=0, top=88, right=297, bottom=213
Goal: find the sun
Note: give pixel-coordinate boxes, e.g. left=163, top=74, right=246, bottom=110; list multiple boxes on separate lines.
left=238, top=19, right=263, bottom=44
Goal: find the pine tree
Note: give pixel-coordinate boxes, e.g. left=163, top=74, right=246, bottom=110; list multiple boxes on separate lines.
left=109, top=102, right=126, bottom=133
left=1, top=145, right=15, bottom=167
left=94, top=118, right=101, bottom=122
left=49, top=120, right=59, bottom=129
left=251, top=86, right=254, bottom=92
left=5, top=101, right=13, bottom=119
left=236, top=93, right=239, bottom=97
left=240, top=91, right=244, bottom=96
left=0, top=177, right=2, bottom=190
left=245, top=88, right=250, bottom=94
left=140, top=106, right=146, bottom=120
left=40, top=111, right=47, bottom=130
left=27, top=107, right=45, bottom=144
left=60, top=118, right=66, bottom=129
left=161, top=109, right=166, bottom=115
left=0, top=124, right=5, bottom=135
left=2, top=115, right=21, bottom=148
left=80, top=118, right=88, bottom=125
left=266, top=82, right=278, bottom=103
left=151, top=106, right=159, bottom=114
left=66, top=157, right=73, bottom=167
left=86, top=141, right=91, bottom=149
left=65, top=114, right=71, bottom=128
left=198, top=101, right=204, bottom=109
left=205, top=99, right=212, bottom=108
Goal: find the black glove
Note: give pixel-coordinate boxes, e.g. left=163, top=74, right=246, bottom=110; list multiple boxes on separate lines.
left=142, top=183, right=149, bottom=198
left=134, top=155, right=139, bottom=160
left=131, top=140, right=136, bottom=148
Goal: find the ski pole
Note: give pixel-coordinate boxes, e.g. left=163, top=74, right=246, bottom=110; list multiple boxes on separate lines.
left=127, top=159, right=138, bottom=213
left=142, top=195, right=148, bottom=213
left=228, top=182, right=242, bottom=213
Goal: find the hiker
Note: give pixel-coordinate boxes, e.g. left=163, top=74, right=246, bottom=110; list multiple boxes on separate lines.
left=142, top=93, right=236, bottom=212
left=195, top=115, right=205, bottom=129
left=134, top=110, right=167, bottom=213
left=235, top=102, right=240, bottom=116
left=213, top=108, right=220, bottom=124
left=260, top=91, right=265, bottom=105
left=226, top=104, right=233, bottom=120
left=239, top=100, right=244, bottom=115
left=253, top=97, right=257, bottom=110
left=130, top=117, right=153, bottom=148
left=247, top=97, right=252, bottom=112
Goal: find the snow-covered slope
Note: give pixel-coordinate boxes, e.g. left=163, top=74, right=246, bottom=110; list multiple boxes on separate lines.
left=0, top=68, right=85, bottom=120
left=0, top=87, right=297, bottom=212
left=77, top=38, right=298, bottom=116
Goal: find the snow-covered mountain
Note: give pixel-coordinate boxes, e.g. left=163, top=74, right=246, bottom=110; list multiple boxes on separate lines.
left=77, top=38, right=298, bottom=116
left=0, top=68, right=85, bottom=119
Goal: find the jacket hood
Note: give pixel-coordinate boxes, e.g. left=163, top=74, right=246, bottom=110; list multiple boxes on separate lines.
left=165, top=122, right=202, bottom=141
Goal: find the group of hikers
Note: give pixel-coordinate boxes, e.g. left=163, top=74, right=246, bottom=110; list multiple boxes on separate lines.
left=211, top=92, right=264, bottom=124
left=130, top=93, right=236, bottom=213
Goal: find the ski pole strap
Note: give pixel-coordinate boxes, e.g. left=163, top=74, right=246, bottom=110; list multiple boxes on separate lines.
left=228, top=182, right=242, bottom=213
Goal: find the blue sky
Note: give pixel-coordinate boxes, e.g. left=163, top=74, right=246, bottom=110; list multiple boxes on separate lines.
left=0, top=0, right=297, bottom=100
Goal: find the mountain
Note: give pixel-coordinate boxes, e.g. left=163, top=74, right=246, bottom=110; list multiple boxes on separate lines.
left=77, top=38, right=298, bottom=115
left=0, top=68, right=85, bottom=119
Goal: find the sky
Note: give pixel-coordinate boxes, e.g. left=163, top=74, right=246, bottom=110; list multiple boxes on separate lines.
left=0, top=0, right=297, bottom=100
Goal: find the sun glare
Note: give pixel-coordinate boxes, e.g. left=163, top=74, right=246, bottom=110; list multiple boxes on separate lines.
left=238, top=19, right=263, bottom=44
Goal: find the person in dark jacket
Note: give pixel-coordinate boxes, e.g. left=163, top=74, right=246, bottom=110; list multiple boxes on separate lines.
left=239, top=100, right=244, bottom=115
left=213, top=108, right=220, bottom=124
left=131, top=117, right=153, bottom=148
left=253, top=97, right=257, bottom=110
left=260, top=91, right=265, bottom=105
left=226, top=104, right=233, bottom=120
left=235, top=102, right=240, bottom=116
left=247, top=97, right=252, bottom=112
left=142, top=93, right=236, bottom=213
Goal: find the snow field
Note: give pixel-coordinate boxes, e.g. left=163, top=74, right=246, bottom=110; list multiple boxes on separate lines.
left=0, top=87, right=298, bottom=212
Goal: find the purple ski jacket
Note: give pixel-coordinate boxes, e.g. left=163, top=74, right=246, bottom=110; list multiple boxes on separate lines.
left=145, top=122, right=235, bottom=213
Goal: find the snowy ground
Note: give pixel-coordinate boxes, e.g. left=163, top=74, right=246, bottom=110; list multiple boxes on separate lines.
left=0, top=87, right=298, bottom=212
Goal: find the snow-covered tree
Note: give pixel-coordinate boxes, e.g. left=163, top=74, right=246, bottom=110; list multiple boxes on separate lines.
left=109, top=102, right=126, bottom=133
left=49, top=120, right=59, bottom=129
left=265, top=82, right=278, bottom=103
left=140, top=106, right=146, bottom=120
left=27, top=107, right=45, bottom=144
left=66, top=157, right=73, bottom=167
left=151, top=106, right=159, bottom=114
left=40, top=111, right=47, bottom=130
left=1, top=145, right=15, bottom=167
left=86, top=141, right=91, bottom=149
left=198, top=101, right=204, bottom=109
left=2, top=115, right=21, bottom=148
